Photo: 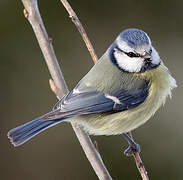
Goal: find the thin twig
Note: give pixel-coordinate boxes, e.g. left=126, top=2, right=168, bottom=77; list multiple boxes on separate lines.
left=49, top=79, right=111, bottom=179
left=127, top=132, right=149, bottom=180
left=60, top=1, right=149, bottom=179
left=21, top=0, right=112, bottom=180
left=60, top=0, right=98, bottom=64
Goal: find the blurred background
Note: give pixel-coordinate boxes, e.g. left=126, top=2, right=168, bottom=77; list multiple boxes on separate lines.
left=1, top=0, right=182, bottom=179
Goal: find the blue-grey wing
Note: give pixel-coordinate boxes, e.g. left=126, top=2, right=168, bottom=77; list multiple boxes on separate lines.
left=41, top=81, right=149, bottom=121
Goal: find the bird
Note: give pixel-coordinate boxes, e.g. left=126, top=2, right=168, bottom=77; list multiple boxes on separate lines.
left=8, top=28, right=177, bottom=154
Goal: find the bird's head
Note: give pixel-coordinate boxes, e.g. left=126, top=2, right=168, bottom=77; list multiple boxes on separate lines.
left=109, top=28, right=160, bottom=73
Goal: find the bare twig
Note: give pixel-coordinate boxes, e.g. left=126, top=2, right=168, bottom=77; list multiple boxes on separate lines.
left=60, top=0, right=98, bottom=64
left=21, top=0, right=112, bottom=179
left=127, top=132, right=149, bottom=180
left=60, top=1, right=149, bottom=180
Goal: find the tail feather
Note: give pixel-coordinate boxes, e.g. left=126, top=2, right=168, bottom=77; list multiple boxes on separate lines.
left=8, top=116, right=63, bottom=147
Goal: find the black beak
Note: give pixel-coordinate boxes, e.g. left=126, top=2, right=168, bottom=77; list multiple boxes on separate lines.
left=144, top=57, right=152, bottom=63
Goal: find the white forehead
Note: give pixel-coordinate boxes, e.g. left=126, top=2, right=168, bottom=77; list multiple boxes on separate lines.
left=116, top=38, right=134, bottom=52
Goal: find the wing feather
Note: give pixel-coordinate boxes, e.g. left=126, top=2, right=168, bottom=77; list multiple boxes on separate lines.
left=40, top=81, right=149, bottom=121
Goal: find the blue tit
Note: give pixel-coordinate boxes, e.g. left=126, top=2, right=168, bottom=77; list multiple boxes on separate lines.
left=8, top=28, right=177, bottom=147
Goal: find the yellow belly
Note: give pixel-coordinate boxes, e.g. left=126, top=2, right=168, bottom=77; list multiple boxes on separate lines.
left=69, top=63, right=176, bottom=135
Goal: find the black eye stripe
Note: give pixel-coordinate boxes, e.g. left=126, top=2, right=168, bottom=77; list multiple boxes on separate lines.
left=109, top=44, right=160, bottom=73
left=115, top=46, right=140, bottom=58
left=125, top=52, right=140, bottom=58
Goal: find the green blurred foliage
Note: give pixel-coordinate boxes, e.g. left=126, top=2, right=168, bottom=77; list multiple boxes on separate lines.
left=1, top=0, right=183, bottom=179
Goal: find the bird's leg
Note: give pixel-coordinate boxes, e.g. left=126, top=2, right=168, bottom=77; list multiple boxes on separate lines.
left=122, top=133, right=141, bottom=156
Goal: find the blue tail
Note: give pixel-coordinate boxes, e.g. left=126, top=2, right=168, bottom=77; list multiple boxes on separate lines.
left=8, top=116, right=63, bottom=147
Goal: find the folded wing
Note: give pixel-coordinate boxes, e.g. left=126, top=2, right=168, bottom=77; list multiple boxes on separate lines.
left=40, top=81, right=149, bottom=121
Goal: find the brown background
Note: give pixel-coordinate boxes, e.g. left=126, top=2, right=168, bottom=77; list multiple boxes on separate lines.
left=1, top=0, right=183, bottom=179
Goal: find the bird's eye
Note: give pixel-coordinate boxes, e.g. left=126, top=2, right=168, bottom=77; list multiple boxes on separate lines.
left=126, top=52, right=140, bottom=58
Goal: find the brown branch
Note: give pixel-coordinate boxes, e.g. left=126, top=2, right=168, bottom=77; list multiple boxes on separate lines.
left=59, top=1, right=150, bottom=180
left=21, top=0, right=112, bottom=179
left=60, top=0, right=98, bottom=64
left=49, top=79, right=112, bottom=180
left=21, top=0, right=149, bottom=179
left=127, top=132, right=149, bottom=180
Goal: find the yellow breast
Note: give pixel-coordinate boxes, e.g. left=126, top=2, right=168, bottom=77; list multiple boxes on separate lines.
left=71, top=62, right=176, bottom=135
left=113, top=62, right=176, bottom=135
left=125, top=62, right=177, bottom=131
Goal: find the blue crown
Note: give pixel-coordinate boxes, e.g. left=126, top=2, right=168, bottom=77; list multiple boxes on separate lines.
left=120, top=28, right=150, bottom=48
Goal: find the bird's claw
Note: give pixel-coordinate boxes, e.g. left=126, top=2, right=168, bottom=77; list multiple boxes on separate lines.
left=124, top=143, right=141, bottom=157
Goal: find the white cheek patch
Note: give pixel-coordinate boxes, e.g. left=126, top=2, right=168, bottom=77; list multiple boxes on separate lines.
left=151, top=46, right=160, bottom=65
left=105, top=94, right=121, bottom=104
left=114, top=51, right=144, bottom=73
